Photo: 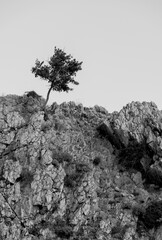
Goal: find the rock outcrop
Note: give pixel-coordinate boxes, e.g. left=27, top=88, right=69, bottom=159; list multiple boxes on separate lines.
left=1, top=94, right=162, bottom=239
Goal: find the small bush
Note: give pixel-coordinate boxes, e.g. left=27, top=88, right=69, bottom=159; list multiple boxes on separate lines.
left=17, top=168, right=34, bottom=190
left=41, top=121, right=53, bottom=132
left=60, top=152, right=73, bottom=163
left=111, top=225, right=123, bottom=235
left=145, top=167, right=162, bottom=187
left=35, top=204, right=48, bottom=215
left=118, top=140, right=153, bottom=173
left=93, top=157, right=101, bottom=166
left=64, top=162, right=91, bottom=188
left=28, top=220, right=50, bottom=237
left=111, top=222, right=130, bottom=239
left=51, top=159, right=60, bottom=169
left=53, top=219, right=73, bottom=239
left=132, top=204, right=145, bottom=216
left=28, top=224, right=41, bottom=237
left=21, top=96, right=40, bottom=116
left=76, top=162, right=91, bottom=173
left=52, top=151, right=73, bottom=164
left=25, top=91, right=41, bottom=100
left=64, top=173, right=79, bottom=188
left=140, top=200, right=162, bottom=229
left=54, top=120, right=66, bottom=132
left=118, top=143, right=144, bottom=170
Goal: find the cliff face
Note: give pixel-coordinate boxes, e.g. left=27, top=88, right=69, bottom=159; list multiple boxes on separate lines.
left=1, top=94, right=162, bottom=240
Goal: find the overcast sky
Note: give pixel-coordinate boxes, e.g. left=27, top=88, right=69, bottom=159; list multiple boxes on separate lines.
left=0, top=0, right=162, bottom=112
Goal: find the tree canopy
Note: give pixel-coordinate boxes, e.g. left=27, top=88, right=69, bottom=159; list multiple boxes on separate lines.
left=31, top=47, right=83, bottom=108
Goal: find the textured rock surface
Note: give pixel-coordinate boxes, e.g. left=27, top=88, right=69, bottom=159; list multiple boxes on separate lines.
left=1, top=94, right=162, bottom=239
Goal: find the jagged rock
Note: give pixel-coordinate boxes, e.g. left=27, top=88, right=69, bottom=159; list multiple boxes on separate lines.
left=112, top=101, right=162, bottom=151
left=3, top=160, right=22, bottom=184
left=94, top=105, right=108, bottom=115
left=97, top=120, right=125, bottom=149
left=25, top=91, right=42, bottom=100
left=1, top=96, right=162, bottom=239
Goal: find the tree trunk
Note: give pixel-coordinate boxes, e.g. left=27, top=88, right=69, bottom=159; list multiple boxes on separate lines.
left=43, top=85, right=53, bottom=121
left=43, top=85, right=53, bottom=110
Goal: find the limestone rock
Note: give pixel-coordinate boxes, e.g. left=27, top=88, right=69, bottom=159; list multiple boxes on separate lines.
left=0, top=95, right=162, bottom=239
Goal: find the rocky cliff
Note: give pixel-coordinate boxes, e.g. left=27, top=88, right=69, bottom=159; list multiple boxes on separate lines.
left=1, top=93, right=162, bottom=240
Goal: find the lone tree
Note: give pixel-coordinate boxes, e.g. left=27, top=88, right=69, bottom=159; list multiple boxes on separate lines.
left=31, top=47, right=82, bottom=108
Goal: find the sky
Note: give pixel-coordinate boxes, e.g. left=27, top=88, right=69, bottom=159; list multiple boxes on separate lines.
left=0, top=0, right=162, bottom=113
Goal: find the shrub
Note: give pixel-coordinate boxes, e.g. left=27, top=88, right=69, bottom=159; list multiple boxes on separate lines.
left=53, top=218, right=73, bottom=239
left=28, top=220, right=50, bottom=237
left=76, top=162, right=91, bottom=173
left=25, top=91, right=41, bottom=100
left=131, top=204, right=145, bottom=216
left=64, top=162, right=91, bottom=188
left=140, top=200, right=162, bottom=229
left=41, top=121, right=53, bottom=132
left=93, top=157, right=101, bottom=166
left=28, top=224, right=40, bottom=237
left=51, top=158, right=60, bottom=169
left=54, top=119, right=66, bottom=132
left=17, top=168, right=34, bottom=190
left=111, top=222, right=130, bottom=239
left=52, top=150, right=73, bottom=164
left=118, top=140, right=153, bottom=173
left=64, top=173, right=79, bottom=188
left=35, top=204, right=48, bottom=215
left=145, top=167, right=162, bottom=187
left=118, top=143, right=144, bottom=170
